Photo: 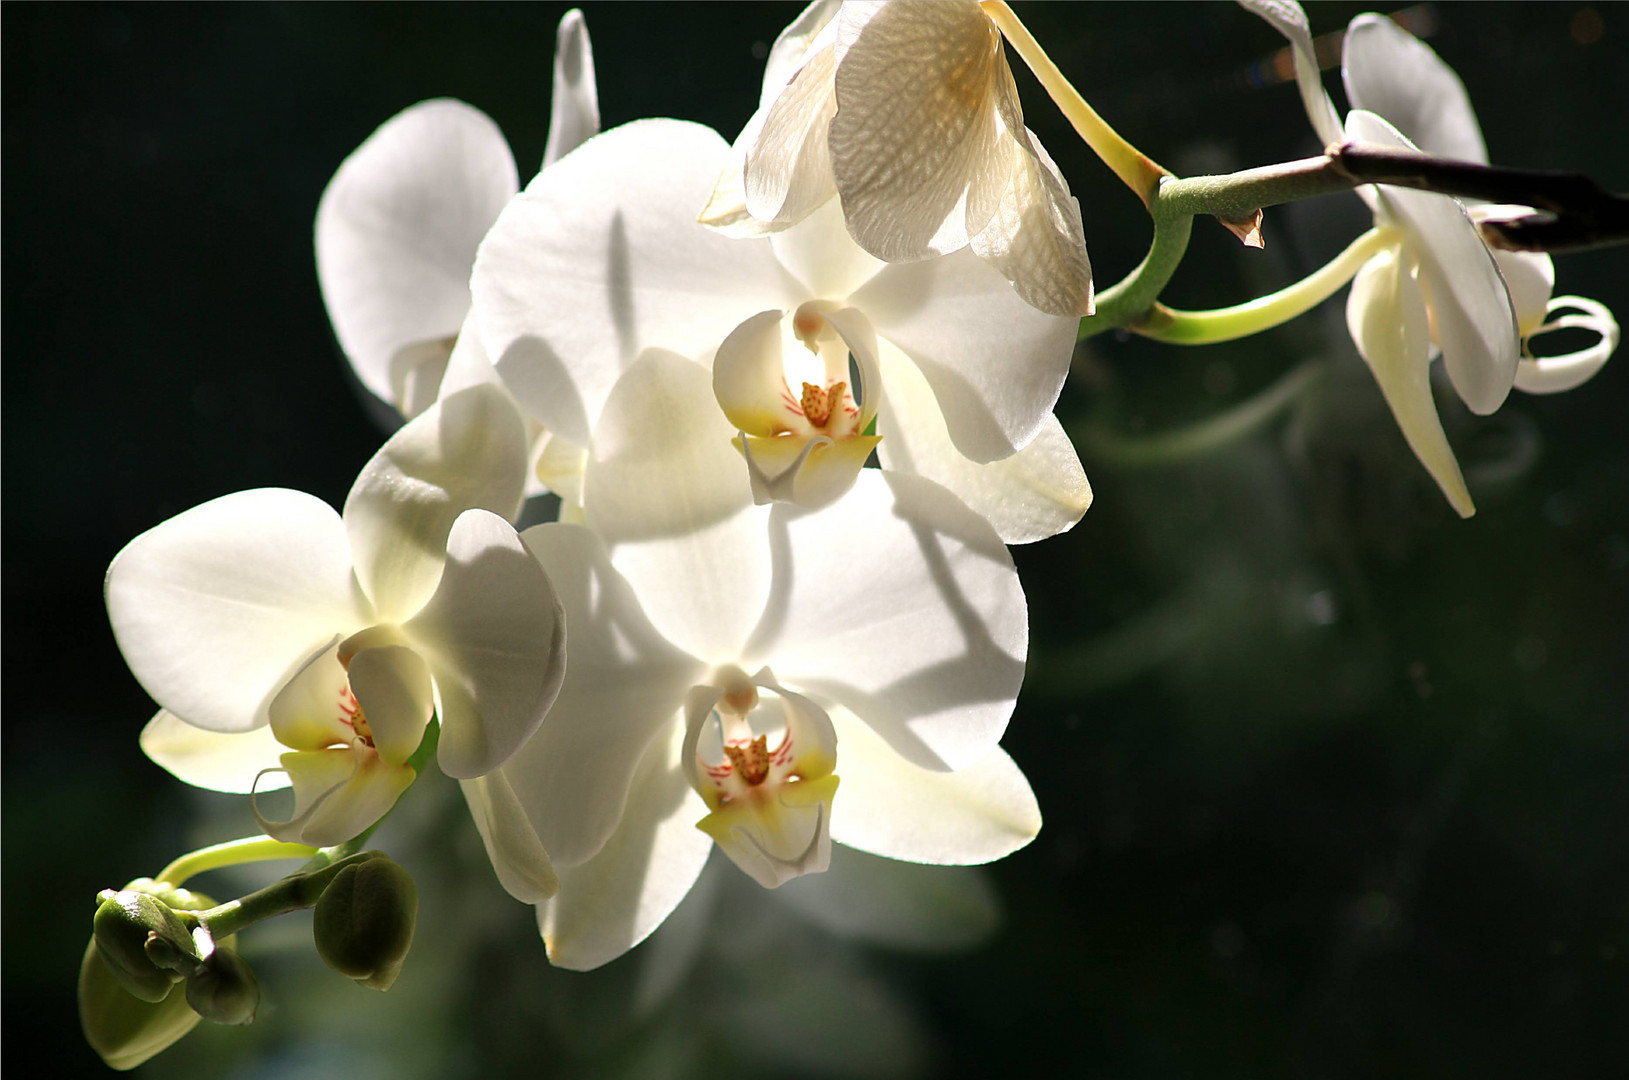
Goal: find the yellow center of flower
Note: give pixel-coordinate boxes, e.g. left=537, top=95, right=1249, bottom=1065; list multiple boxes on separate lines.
left=722, top=734, right=772, bottom=786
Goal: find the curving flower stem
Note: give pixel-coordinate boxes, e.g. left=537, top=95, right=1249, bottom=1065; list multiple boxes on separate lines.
left=1131, top=227, right=1394, bottom=345
left=185, top=851, right=388, bottom=945
left=156, top=837, right=318, bottom=889
left=981, top=0, right=1168, bottom=204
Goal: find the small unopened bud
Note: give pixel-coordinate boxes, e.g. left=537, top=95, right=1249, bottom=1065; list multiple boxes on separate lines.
left=313, top=856, right=418, bottom=991
left=92, top=890, right=194, bottom=1002
left=79, top=942, right=201, bottom=1071
left=184, top=948, right=260, bottom=1025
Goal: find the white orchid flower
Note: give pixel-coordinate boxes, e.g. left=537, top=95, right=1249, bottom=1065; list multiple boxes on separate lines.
left=473, top=350, right=1039, bottom=969
left=472, top=117, right=1089, bottom=543
left=699, top=0, right=1093, bottom=318
left=1244, top=2, right=1521, bottom=516
left=1340, top=14, right=1618, bottom=398
left=108, top=385, right=567, bottom=850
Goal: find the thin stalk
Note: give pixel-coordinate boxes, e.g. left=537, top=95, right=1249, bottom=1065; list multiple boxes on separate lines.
left=156, top=837, right=317, bottom=888
left=1133, top=227, right=1393, bottom=344
left=981, top=0, right=1168, bottom=203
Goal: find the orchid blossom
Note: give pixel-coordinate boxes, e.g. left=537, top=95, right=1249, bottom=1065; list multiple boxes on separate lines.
left=108, top=385, right=567, bottom=849
left=314, top=10, right=599, bottom=500
left=1246, top=2, right=1517, bottom=516
left=1340, top=14, right=1618, bottom=398
left=699, top=0, right=1093, bottom=318
left=472, top=117, right=1090, bottom=543
left=469, top=350, right=1039, bottom=969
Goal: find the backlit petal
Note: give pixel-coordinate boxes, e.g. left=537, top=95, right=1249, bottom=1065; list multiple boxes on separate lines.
left=346, top=644, right=434, bottom=767
left=460, top=773, right=560, bottom=903
left=140, top=710, right=290, bottom=795
left=255, top=748, right=415, bottom=847
left=1515, top=295, right=1619, bottom=394
left=744, top=41, right=838, bottom=226
left=404, top=509, right=566, bottom=779
left=743, top=471, right=1027, bottom=771
left=1342, top=13, right=1487, bottom=164
left=827, top=706, right=1040, bottom=864
left=542, top=9, right=600, bottom=169
left=344, top=384, right=530, bottom=622
left=106, top=489, right=367, bottom=734
left=316, top=99, right=517, bottom=408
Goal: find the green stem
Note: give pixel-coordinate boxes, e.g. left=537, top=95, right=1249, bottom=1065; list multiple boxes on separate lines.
left=1079, top=361, right=1322, bottom=468
left=981, top=0, right=1168, bottom=204
left=156, top=837, right=317, bottom=888
left=191, top=851, right=385, bottom=940
left=1132, top=227, right=1393, bottom=345
left=1083, top=200, right=1194, bottom=338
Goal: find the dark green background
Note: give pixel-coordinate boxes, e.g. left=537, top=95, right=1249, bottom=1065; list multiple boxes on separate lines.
left=5, top=4, right=1627, bottom=1077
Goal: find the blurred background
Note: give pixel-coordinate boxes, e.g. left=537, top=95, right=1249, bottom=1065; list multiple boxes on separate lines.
left=5, top=3, right=1627, bottom=1077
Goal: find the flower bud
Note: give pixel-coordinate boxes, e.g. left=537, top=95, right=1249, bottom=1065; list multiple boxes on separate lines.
left=78, top=942, right=200, bottom=1071
left=312, top=856, right=418, bottom=991
left=184, top=947, right=260, bottom=1025
left=92, top=890, right=194, bottom=1002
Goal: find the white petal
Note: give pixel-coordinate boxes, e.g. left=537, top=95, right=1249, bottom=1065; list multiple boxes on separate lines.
left=774, top=844, right=999, bottom=952
left=1237, top=0, right=1344, bottom=145
left=535, top=723, right=714, bottom=971
left=473, top=119, right=803, bottom=447
left=106, top=489, right=368, bottom=734
left=713, top=311, right=802, bottom=437
left=1341, top=13, right=1487, bottom=164
left=770, top=193, right=886, bottom=300
left=875, top=341, right=1090, bottom=544
left=316, top=99, right=517, bottom=408
left=403, top=509, right=566, bottom=779
left=460, top=773, right=559, bottom=903
left=256, top=747, right=415, bottom=847
left=743, top=471, right=1027, bottom=771
left=744, top=41, right=838, bottom=227
left=827, top=706, right=1039, bottom=864
left=1487, top=245, right=1555, bottom=337
left=346, top=644, right=435, bottom=767
left=1516, top=295, right=1620, bottom=394
left=968, top=124, right=1093, bottom=318
left=851, top=247, right=1075, bottom=462
left=760, top=1, right=842, bottom=109
left=509, top=524, right=706, bottom=869
left=583, top=350, right=771, bottom=664
left=1348, top=111, right=1518, bottom=415
left=542, top=9, right=600, bottom=169
left=1347, top=248, right=1474, bottom=517
left=343, top=383, right=530, bottom=621
left=140, top=710, right=290, bottom=795
left=829, top=0, right=1011, bottom=260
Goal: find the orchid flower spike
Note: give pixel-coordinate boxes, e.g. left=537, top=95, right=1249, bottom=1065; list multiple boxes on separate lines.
left=1339, top=14, right=1618, bottom=398
left=108, top=385, right=567, bottom=853
left=472, top=350, right=1038, bottom=969
left=315, top=10, right=600, bottom=502
left=699, top=0, right=1093, bottom=318
left=473, top=118, right=1090, bottom=543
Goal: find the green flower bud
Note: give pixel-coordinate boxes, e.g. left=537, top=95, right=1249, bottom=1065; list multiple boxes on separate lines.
left=92, top=890, right=195, bottom=1002
left=312, top=856, right=418, bottom=991
left=184, top=948, right=260, bottom=1025
left=78, top=941, right=200, bottom=1071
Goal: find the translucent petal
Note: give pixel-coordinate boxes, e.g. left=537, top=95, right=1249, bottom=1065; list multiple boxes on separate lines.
left=106, top=489, right=368, bottom=734
left=346, top=644, right=434, bottom=767
left=267, top=638, right=353, bottom=751
left=852, top=248, right=1075, bottom=462
left=1342, top=13, right=1487, bottom=164
left=473, top=119, right=803, bottom=446
left=404, top=509, right=566, bottom=779
left=713, top=311, right=805, bottom=438
left=140, top=710, right=290, bottom=795
left=343, top=383, right=530, bottom=622
left=1348, top=111, right=1518, bottom=415
left=1487, top=244, right=1555, bottom=337
left=509, top=524, right=706, bottom=868
left=760, top=1, right=842, bottom=109
left=255, top=747, right=415, bottom=848
left=460, top=772, right=559, bottom=903
left=316, top=99, right=517, bottom=408
left=1516, top=295, right=1620, bottom=394
left=770, top=196, right=886, bottom=302
left=1237, top=0, right=1344, bottom=145
left=1347, top=248, right=1474, bottom=517
left=744, top=41, right=838, bottom=227
left=582, top=350, right=770, bottom=663
left=829, top=0, right=1011, bottom=259
left=542, top=9, right=600, bottom=169
left=743, top=471, right=1027, bottom=771
left=774, top=844, right=1000, bottom=952
left=826, top=706, right=1039, bottom=864
left=535, top=724, right=714, bottom=971
left=875, top=340, right=1090, bottom=544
